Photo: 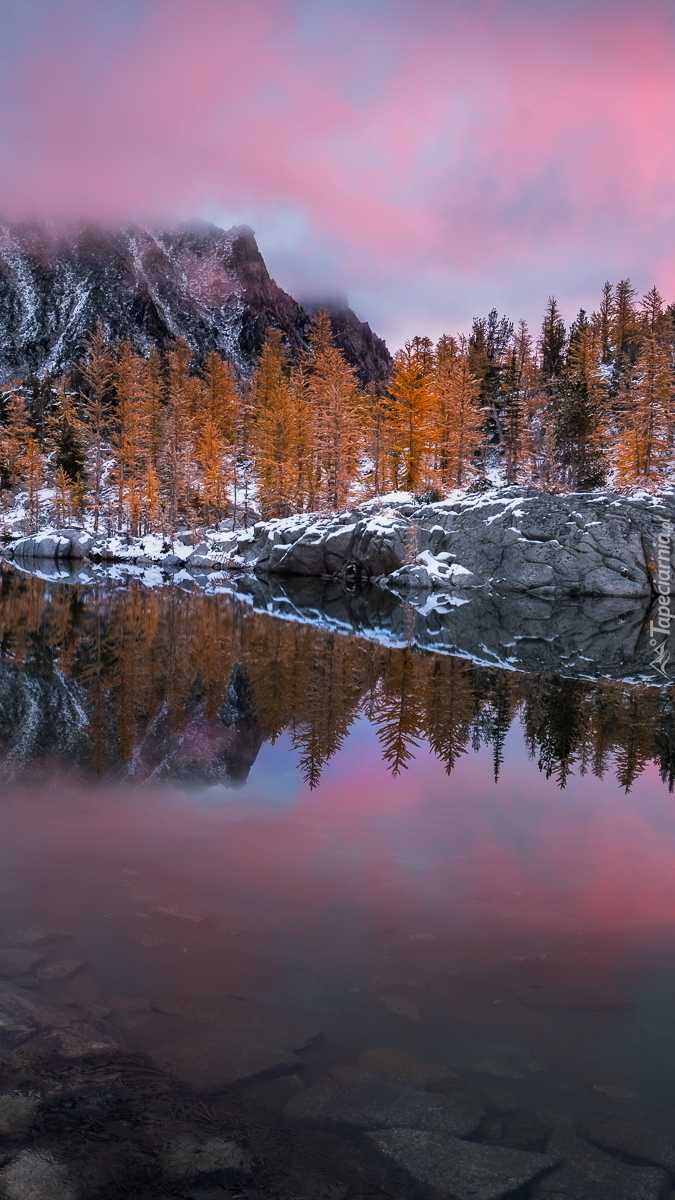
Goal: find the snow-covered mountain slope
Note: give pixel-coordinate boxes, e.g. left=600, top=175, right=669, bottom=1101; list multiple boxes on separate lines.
left=0, top=220, right=391, bottom=383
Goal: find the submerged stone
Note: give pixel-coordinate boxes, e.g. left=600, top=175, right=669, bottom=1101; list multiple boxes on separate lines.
left=378, top=993, right=420, bottom=1019
left=0, top=986, right=45, bottom=1048
left=369, top=1128, right=559, bottom=1200
left=357, top=1046, right=461, bottom=1090
left=531, top=1130, right=671, bottom=1200
left=0, top=1150, right=76, bottom=1200
left=284, top=1065, right=483, bottom=1135
left=24, top=1019, right=128, bottom=1060
left=5, top=927, right=73, bottom=947
left=582, top=1117, right=675, bottom=1176
left=508, top=983, right=634, bottom=1011
left=0, top=1091, right=39, bottom=1136
left=108, top=995, right=152, bottom=1015
left=35, top=960, right=86, bottom=983
left=161, top=1136, right=251, bottom=1179
left=54, top=974, right=111, bottom=1018
left=146, top=991, right=318, bottom=1088
left=0, top=951, right=45, bottom=978
left=150, top=1029, right=303, bottom=1091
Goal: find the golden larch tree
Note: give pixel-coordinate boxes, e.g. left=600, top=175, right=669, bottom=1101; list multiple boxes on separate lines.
left=388, top=336, right=435, bottom=492
left=305, top=311, right=362, bottom=511
left=0, top=389, right=34, bottom=491
left=432, top=336, right=483, bottom=490
left=614, top=288, right=673, bottom=486
left=141, top=348, right=166, bottom=472
left=203, top=352, right=240, bottom=443
left=253, top=368, right=314, bottom=518
left=250, top=330, right=289, bottom=416
left=249, top=330, right=315, bottom=517
left=192, top=353, right=240, bottom=522
left=52, top=465, right=74, bottom=526
left=195, top=416, right=229, bottom=521
left=24, top=440, right=44, bottom=533
left=111, top=341, right=149, bottom=532
left=359, top=379, right=395, bottom=497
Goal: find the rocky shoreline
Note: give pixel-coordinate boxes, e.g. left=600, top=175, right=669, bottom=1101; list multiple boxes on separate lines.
left=2, top=549, right=672, bottom=689
left=4, top=489, right=675, bottom=600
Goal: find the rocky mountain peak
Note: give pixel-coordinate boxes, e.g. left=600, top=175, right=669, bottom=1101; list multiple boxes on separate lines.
left=0, top=220, right=391, bottom=384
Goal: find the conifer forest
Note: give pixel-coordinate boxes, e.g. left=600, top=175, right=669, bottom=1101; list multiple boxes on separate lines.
left=2, top=280, right=674, bottom=536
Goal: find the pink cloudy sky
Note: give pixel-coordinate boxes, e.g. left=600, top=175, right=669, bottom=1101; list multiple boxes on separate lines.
left=1, top=0, right=674, bottom=348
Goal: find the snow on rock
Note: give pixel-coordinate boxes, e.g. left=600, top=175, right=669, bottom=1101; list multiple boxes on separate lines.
left=4, top=487, right=675, bottom=599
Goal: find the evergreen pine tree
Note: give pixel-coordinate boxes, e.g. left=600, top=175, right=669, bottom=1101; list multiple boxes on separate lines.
left=592, top=281, right=615, bottom=364
left=49, top=385, right=86, bottom=486
left=79, top=328, right=113, bottom=532
left=551, top=314, right=608, bottom=490
left=468, top=309, right=514, bottom=447
left=613, top=279, right=640, bottom=362
left=162, top=340, right=195, bottom=528
left=501, top=320, right=540, bottom=484
left=539, top=296, right=567, bottom=383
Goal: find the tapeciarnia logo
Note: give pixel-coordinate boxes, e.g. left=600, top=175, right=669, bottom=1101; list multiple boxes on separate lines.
left=649, top=521, right=674, bottom=678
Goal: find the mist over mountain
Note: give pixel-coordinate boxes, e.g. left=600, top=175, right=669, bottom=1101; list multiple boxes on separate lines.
left=0, top=220, right=391, bottom=385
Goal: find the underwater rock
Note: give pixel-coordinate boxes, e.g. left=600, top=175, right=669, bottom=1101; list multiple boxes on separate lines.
left=161, top=1136, right=251, bottom=1179
left=531, top=1129, right=671, bottom=1200
left=0, top=1150, right=76, bottom=1200
left=284, top=1065, right=483, bottom=1135
left=369, top=1128, right=559, bottom=1200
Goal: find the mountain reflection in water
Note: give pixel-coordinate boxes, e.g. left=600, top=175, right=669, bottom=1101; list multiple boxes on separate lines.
left=2, top=562, right=675, bottom=1183
left=0, top=564, right=674, bottom=790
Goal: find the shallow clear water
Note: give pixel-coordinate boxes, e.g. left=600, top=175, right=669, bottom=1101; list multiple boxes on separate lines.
left=1, top=563, right=674, bottom=1139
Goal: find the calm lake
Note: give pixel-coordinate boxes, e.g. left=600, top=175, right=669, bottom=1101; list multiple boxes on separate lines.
left=1, top=561, right=675, bottom=1192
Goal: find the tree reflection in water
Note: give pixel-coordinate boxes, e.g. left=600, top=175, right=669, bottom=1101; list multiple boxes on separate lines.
left=1, top=564, right=674, bottom=791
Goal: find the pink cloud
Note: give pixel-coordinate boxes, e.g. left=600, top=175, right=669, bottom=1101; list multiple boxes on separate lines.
left=1, top=0, right=674, bottom=343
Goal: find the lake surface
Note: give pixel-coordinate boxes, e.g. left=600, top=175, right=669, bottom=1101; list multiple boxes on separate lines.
left=1, top=562, right=675, bottom=1184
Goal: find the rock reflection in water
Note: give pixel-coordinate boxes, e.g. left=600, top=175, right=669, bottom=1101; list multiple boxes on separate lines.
left=0, top=563, right=674, bottom=791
